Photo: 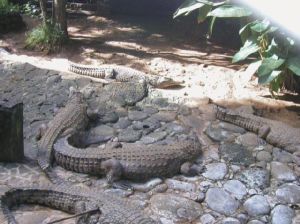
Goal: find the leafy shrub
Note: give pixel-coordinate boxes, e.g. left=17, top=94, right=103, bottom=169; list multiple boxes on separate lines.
left=174, top=0, right=300, bottom=94
left=0, top=0, right=20, bottom=14
left=22, top=0, right=40, bottom=17
left=25, top=22, right=66, bottom=53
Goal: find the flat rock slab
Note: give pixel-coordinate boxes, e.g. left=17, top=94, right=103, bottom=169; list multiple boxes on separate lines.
left=270, top=162, right=296, bottom=181
left=151, top=111, right=177, bottom=122
left=276, top=183, right=300, bottom=204
left=128, top=110, right=148, bottom=121
left=243, top=195, right=270, bottom=216
left=223, top=180, right=247, bottom=200
left=150, top=193, right=202, bottom=223
left=203, top=162, right=228, bottom=180
left=219, top=143, right=255, bottom=166
left=205, top=188, right=239, bottom=215
left=271, top=205, right=295, bottom=224
left=237, top=167, right=270, bottom=189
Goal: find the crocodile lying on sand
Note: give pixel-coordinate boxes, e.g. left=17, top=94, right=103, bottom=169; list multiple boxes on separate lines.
left=0, top=182, right=159, bottom=224
left=37, top=92, right=89, bottom=182
left=215, top=106, right=300, bottom=153
left=53, top=134, right=202, bottom=185
left=68, top=61, right=183, bottom=89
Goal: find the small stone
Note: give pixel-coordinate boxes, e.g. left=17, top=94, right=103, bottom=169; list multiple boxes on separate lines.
left=89, top=125, right=115, bottom=139
left=236, top=133, right=265, bottom=147
left=203, top=163, right=228, bottom=180
left=128, top=110, right=148, bottom=121
left=243, top=195, right=270, bottom=216
left=161, top=122, right=189, bottom=135
left=165, top=179, right=196, bottom=192
left=178, top=105, right=191, bottom=116
left=141, top=131, right=168, bottom=144
left=272, top=148, right=293, bottom=163
left=204, top=123, right=235, bottom=142
left=220, top=143, right=255, bottom=166
left=219, top=122, right=246, bottom=134
left=270, top=162, right=296, bottom=181
left=222, top=217, right=241, bottom=224
left=256, top=151, right=272, bottom=162
left=46, top=74, right=61, bottom=87
left=293, top=151, right=300, bottom=166
left=237, top=167, right=270, bottom=189
left=247, top=220, right=264, bottom=224
left=178, top=115, right=204, bottom=129
left=248, top=189, right=257, bottom=195
left=132, top=118, right=161, bottom=134
left=276, top=183, right=300, bottom=204
left=205, top=188, right=240, bottom=215
left=223, top=180, right=247, bottom=200
left=236, top=213, right=248, bottom=224
left=151, top=111, right=177, bottom=122
left=143, top=106, right=159, bottom=115
left=199, top=213, right=216, bottom=224
left=99, top=111, right=119, bottom=123
left=118, top=128, right=142, bottom=142
left=271, top=204, right=295, bottom=224
left=150, top=194, right=203, bottom=223
left=113, top=117, right=131, bottom=129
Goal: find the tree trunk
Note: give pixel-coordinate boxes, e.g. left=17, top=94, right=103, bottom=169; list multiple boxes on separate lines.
left=53, top=0, right=68, bottom=37
left=0, top=103, right=24, bottom=162
left=39, top=0, right=48, bottom=23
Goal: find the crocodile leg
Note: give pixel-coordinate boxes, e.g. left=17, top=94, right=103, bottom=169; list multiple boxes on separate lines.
left=101, top=158, right=123, bottom=184
left=180, top=162, right=203, bottom=176
left=74, top=201, right=101, bottom=224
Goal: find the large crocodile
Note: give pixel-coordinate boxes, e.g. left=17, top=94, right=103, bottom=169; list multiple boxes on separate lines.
left=53, top=134, right=202, bottom=185
left=37, top=92, right=89, bottom=182
left=68, top=61, right=182, bottom=89
left=0, top=182, right=159, bottom=224
left=215, top=106, right=300, bottom=153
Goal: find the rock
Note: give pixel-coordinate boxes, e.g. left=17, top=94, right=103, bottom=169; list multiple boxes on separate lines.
left=99, top=111, right=119, bottom=123
left=223, top=180, right=247, bottom=200
left=236, top=133, right=265, bottom=147
left=204, top=123, right=235, bottom=142
left=143, top=106, right=159, bottom=115
left=219, top=143, right=255, bottom=166
left=199, top=213, right=216, bottom=224
left=270, top=162, right=296, bottom=181
left=46, top=74, right=61, bottom=87
left=276, top=183, right=300, bottom=204
left=247, top=220, right=264, bottom=224
left=128, top=110, right=148, bottom=121
left=205, top=188, right=239, bottom=215
left=161, top=122, right=189, bottom=135
left=272, top=148, right=293, bottom=163
left=150, top=194, right=202, bottom=223
left=237, top=168, right=270, bottom=189
left=222, top=217, right=241, bottom=224
left=236, top=213, right=248, bottom=224
left=243, top=195, right=270, bottom=216
left=141, top=131, right=168, bottom=144
left=151, top=111, right=177, bottom=122
left=89, top=125, right=115, bottom=139
left=132, top=118, right=161, bottom=134
left=178, top=105, right=191, bottom=116
left=178, top=114, right=204, bottom=129
left=203, top=162, right=228, bottom=180
left=292, top=151, right=300, bottom=166
left=113, top=117, right=131, bottom=129
left=256, top=151, right=272, bottom=162
left=271, top=204, right=295, bottom=224
left=118, top=128, right=142, bottom=142
left=219, top=122, right=246, bottom=134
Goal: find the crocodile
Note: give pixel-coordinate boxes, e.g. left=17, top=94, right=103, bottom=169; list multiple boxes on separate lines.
left=68, top=61, right=183, bottom=89
left=0, top=182, right=159, bottom=224
left=215, top=106, right=300, bottom=153
left=37, top=92, right=89, bottom=182
left=53, top=134, right=202, bottom=185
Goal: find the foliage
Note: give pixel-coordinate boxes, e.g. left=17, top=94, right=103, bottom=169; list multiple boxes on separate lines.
left=22, top=0, right=40, bottom=17
left=174, top=0, right=300, bottom=94
left=25, top=22, right=66, bottom=53
left=0, top=0, right=20, bottom=14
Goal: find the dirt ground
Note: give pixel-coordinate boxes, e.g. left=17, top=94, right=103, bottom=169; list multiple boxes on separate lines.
left=1, top=13, right=300, bottom=126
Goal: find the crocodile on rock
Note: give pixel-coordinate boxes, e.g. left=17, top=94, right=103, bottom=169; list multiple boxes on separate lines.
left=0, top=182, right=159, bottom=224
left=68, top=61, right=183, bottom=89
left=215, top=106, right=300, bottom=153
left=53, top=134, right=202, bottom=185
left=37, top=92, right=89, bottom=182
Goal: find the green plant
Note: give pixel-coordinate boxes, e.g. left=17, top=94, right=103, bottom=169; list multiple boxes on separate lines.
left=174, top=0, right=300, bottom=94
left=0, top=0, right=20, bottom=14
left=25, top=22, right=66, bottom=53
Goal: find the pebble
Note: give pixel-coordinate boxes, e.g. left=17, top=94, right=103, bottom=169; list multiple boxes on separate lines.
left=205, top=188, right=240, bottom=215
left=247, top=220, right=264, bottom=224
left=141, top=131, right=168, bottom=144
left=222, top=217, right=241, bottom=224
left=118, top=128, right=142, bottom=142
left=204, top=123, right=235, bottom=142
left=276, top=183, right=300, bottom=204
left=161, top=122, right=188, bottom=135
left=89, top=125, right=115, bottom=139
left=270, top=161, right=296, bottom=181
left=223, top=180, right=247, bottom=200
left=165, top=179, right=196, bottom=192
left=272, top=148, right=293, bottom=163
left=203, top=162, right=228, bottom=180
left=143, top=106, right=159, bottom=115
left=219, top=122, right=246, bottom=134
left=151, top=111, right=177, bottom=122
left=271, top=204, right=295, bottom=224
left=237, top=167, right=270, bottom=189
left=150, top=194, right=203, bottom=223
left=128, top=110, right=148, bottom=121
left=219, top=143, right=255, bottom=166
left=256, top=151, right=272, bottom=162
left=199, top=213, right=216, bottom=224
left=243, top=195, right=270, bottom=216
left=236, top=133, right=265, bottom=147
left=132, top=118, right=161, bottom=134
left=99, top=111, right=119, bottom=123
left=113, top=117, right=131, bottom=129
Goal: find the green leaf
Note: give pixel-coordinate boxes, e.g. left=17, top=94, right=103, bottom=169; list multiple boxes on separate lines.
left=207, top=16, right=216, bottom=38
left=257, top=58, right=285, bottom=77
left=208, top=5, right=252, bottom=18
left=258, top=70, right=282, bottom=84
left=270, top=75, right=284, bottom=93
left=197, top=4, right=212, bottom=23
left=287, top=57, right=300, bottom=76
left=173, top=0, right=205, bottom=18
left=232, top=39, right=260, bottom=63
left=239, top=21, right=258, bottom=44
left=250, top=20, right=270, bottom=33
